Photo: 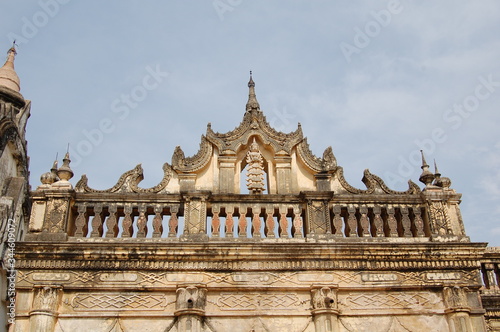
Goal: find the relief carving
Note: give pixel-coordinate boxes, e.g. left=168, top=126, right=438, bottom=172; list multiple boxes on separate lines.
left=69, top=293, right=168, bottom=311
left=311, top=286, right=338, bottom=310
left=75, top=162, right=173, bottom=193
left=245, top=138, right=266, bottom=194
left=429, top=201, right=452, bottom=235
left=216, top=293, right=303, bottom=311
left=175, top=285, right=207, bottom=312
left=32, top=286, right=61, bottom=312
left=443, top=286, right=469, bottom=309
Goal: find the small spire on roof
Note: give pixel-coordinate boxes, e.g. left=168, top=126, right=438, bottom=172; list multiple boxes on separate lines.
left=0, top=43, right=21, bottom=92
left=434, top=159, right=441, bottom=177
left=419, top=150, right=435, bottom=187
left=246, top=71, right=260, bottom=113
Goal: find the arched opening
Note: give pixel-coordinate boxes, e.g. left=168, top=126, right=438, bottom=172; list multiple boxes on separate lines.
left=238, top=137, right=271, bottom=194
left=240, top=162, right=269, bottom=194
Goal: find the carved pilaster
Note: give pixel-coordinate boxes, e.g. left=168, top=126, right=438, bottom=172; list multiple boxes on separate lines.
left=423, top=188, right=469, bottom=242
left=218, top=155, right=237, bottom=194
left=311, top=285, right=339, bottom=332
left=275, top=156, right=292, bottom=194
left=443, top=286, right=476, bottom=332
left=302, top=192, right=334, bottom=238
left=178, top=173, right=197, bottom=192
left=28, top=190, right=74, bottom=241
left=182, top=194, right=209, bottom=240
left=175, top=284, right=207, bottom=332
left=314, top=172, right=332, bottom=192
left=29, top=286, right=62, bottom=332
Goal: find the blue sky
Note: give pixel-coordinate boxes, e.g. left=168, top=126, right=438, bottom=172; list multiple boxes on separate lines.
left=2, top=0, right=500, bottom=245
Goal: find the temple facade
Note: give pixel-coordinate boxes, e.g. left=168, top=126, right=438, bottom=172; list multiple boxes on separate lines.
left=1, top=46, right=499, bottom=331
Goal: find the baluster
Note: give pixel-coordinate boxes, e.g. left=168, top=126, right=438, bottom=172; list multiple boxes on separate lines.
left=413, top=208, right=425, bottom=237
left=373, top=205, right=384, bottom=237
left=387, top=207, right=398, bottom=237
left=400, top=206, right=412, bottom=237
left=332, top=205, right=343, bottom=237
left=225, top=206, right=234, bottom=238
left=168, top=205, right=179, bottom=237
left=212, top=205, right=221, bottom=238
left=152, top=205, right=163, bottom=238
left=238, top=206, right=247, bottom=238
left=74, top=203, right=88, bottom=237
left=359, top=206, right=370, bottom=237
left=347, top=206, right=357, bottom=237
left=486, top=264, right=499, bottom=290
left=265, top=204, right=275, bottom=238
left=251, top=206, right=261, bottom=238
left=90, top=204, right=103, bottom=237
left=136, top=204, right=147, bottom=238
left=122, top=205, right=133, bottom=238
left=105, top=205, right=118, bottom=238
left=292, top=206, right=303, bottom=238
left=279, top=205, right=289, bottom=238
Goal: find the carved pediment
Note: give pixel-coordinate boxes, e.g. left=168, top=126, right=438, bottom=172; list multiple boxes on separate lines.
left=206, top=110, right=303, bottom=155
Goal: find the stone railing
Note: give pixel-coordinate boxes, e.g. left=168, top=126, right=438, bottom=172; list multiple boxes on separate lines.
left=27, top=186, right=480, bottom=242
left=481, top=247, right=500, bottom=294
left=50, top=192, right=432, bottom=241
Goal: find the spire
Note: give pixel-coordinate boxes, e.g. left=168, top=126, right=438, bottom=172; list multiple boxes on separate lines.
left=245, top=71, right=260, bottom=113
left=418, top=150, right=435, bottom=187
left=0, top=44, right=21, bottom=92
left=53, top=151, right=74, bottom=189
left=434, top=159, right=441, bottom=177
left=432, top=159, right=452, bottom=189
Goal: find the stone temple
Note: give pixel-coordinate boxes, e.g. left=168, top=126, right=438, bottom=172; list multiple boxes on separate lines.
left=0, top=45, right=499, bottom=331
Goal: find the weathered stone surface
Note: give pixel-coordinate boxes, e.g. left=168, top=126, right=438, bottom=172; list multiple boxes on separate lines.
left=8, top=73, right=500, bottom=331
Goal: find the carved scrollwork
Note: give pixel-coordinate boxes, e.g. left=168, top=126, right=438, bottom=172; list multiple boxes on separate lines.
left=335, top=168, right=421, bottom=195
left=75, top=163, right=173, bottom=194
left=362, top=169, right=421, bottom=195
left=171, top=135, right=213, bottom=173
left=296, top=138, right=337, bottom=173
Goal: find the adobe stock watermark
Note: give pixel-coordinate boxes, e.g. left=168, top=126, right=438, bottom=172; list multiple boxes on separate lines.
left=6, top=0, right=72, bottom=45
left=69, top=64, right=169, bottom=166
left=339, top=0, right=403, bottom=63
left=5, top=219, right=17, bottom=325
left=213, top=0, right=243, bottom=21
left=269, top=106, right=296, bottom=132
left=384, top=74, right=500, bottom=187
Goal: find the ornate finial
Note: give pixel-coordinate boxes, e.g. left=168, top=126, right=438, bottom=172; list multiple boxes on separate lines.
left=246, top=71, right=260, bottom=113
left=0, top=44, right=21, bottom=92
left=419, top=150, right=435, bottom=187
left=52, top=151, right=74, bottom=189
left=432, top=159, right=452, bottom=189
left=38, top=156, right=59, bottom=189
left=434, top=159, right=441, bottom=177
left=433, top=159, right=442, bottom=187
left=246, top=137, right=265, bottom=194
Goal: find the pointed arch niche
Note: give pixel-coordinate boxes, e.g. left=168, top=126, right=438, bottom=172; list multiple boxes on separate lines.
left=237, top=136, right=273, bottom=194
left=234, top=135, right=294, bottom=195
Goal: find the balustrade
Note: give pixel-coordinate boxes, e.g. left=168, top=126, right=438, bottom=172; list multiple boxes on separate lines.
left=481, top=248, right=500, bottom=294
left=68, top=196, right=428, bottom=241
left=328, top=204, right=427, bottom=238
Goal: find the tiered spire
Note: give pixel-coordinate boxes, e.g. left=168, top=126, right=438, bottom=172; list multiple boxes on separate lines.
left=0, top=44, right=21, bottom=92
left=418, top=150, right=435, bottom=187
left=245, top=71, right=260, bottom=113
left=432, top=159, right=452, bottom=189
